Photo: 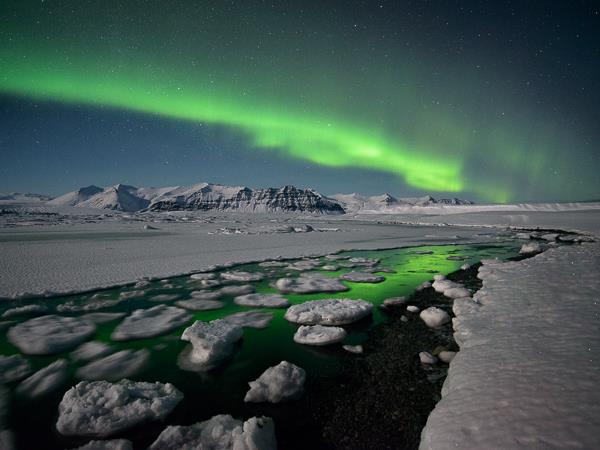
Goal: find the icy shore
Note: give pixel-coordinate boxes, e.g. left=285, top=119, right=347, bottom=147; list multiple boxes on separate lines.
left=420, top=242, right=600, bottom=449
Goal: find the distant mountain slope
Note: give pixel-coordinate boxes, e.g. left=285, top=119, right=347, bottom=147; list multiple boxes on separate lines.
left=52, top=183, right=345, bottom=214
left=0, top=192, right=52, bottom=203
left=331, top=193, right=473, bottom=212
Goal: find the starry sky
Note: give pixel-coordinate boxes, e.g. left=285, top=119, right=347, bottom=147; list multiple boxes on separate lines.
left=1, top=1, right=599, bottom=202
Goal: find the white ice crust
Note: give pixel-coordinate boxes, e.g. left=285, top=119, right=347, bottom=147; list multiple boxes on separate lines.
left=148, top=414, right=276, bottom=450
left=284, top=298, right=373, bottom=325
left=244, top=361, right=306, bottom=403
left=233, top=293, right=290, bottom=308
left=56, top=380, right=183, bottom=437
left=111, top=305, right=191, bottom=341
left=7, top=315, right=96, bottom=355
left=293, top=324, right=347, bottom=346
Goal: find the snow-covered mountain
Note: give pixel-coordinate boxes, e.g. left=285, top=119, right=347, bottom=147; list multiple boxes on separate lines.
left=47, top=185, right=103, bottom=207
left=0, top=192, right=52, bottom=204
left=52, top=183, right=345, bottom=214
left=331, top=193, right=473, bottom=212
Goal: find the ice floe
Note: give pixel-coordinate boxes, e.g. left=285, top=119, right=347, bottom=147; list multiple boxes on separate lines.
left=520, top=242, right=543, bottom=254
left=179, top=320, right=243, bottom=371
left=293, top=325, right=347, bottom=346
left=339, top=271, right=385, bottom=283
left=148, top=414, right=276, bottom=450
left=258, top=260, right=288, bottom=268
left=77, top=349, right=150, bottom=381
left=286, top=260, right=321, bottom=271
left=2, top=304, right=48, bottom=318
left=223, top=311, right=274, bottom=329
left=219, top=284, right=256, bottom=296
left=419, top=352, right=438, bottom=365
left=149, top=294, right=180, bottom=302
left=72, top=341, right=114, bottom=362
left=406, top=305, right=420, bottom=313
left=220, top=271, right=264, bottom=282
left=284, top=298, right=373, bottom=325
left=383, top=296, right=407, bottom=306
left=419, top=307, right=451, bottom=328
left=234, top=293, right=290, bottom=308
left=8, top=315, right=95, bottom=355
left=343, top=344, right=364, bottom=354
left=274, top=273, right=349, bottom=294
left=176, top=298, right=225, bottom=311
left=438, top=351, right=456, bottom=363
left=80, top=312, right=126, bottom=324
left=0, top=355, right=31, bottom=383
left=190, top=290, right=223, bottom=300
left=74, top=439, right=133, bottom=450
left=56, top=380, right=183, bottom=437
left=16, top=359, right=68, bottom=399
left=111, top=305, right=191, bottom=341
left=118, top=290, right=145, bottom=300
left=190, top=272, right=216, bottom=280
left=57, top=298, right=122, bottom=313
left=416, top=281, right=432, bottom=291
left=244, top=361, right=306, bottom=403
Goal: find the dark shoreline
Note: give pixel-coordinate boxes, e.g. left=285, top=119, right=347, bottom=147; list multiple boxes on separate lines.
left=267, top=264, right=484, bottom=450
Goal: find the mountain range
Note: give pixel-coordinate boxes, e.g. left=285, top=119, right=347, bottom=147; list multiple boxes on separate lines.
left=10, top=182, right=473, bottom=214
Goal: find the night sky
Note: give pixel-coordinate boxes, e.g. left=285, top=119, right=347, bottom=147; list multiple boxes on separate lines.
left=1, top=1, right=599, bottom=202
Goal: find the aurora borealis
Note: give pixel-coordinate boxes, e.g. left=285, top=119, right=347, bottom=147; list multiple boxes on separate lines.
left=1, top=1, right=599, bottom=202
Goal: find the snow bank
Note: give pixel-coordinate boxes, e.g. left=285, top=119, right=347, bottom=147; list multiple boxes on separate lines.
left=76, top=350, right=149, bottom=381
left=420, top=243, right=600, bottom=450
left=274, top=273, right=349, bottom=294
left=284, top=298, right=373, bottom=325
left=244, top=361, right=306, bottom=403
left=16, top=359, right=68, bottom=399
left=56, top=380, right=183, bottom=437
left=111, top=305, right=191, bottom=341
left=148, top=414, right=276, bottom=450
left=233, top=293, right=290, bottom=308
left=293, top=324, right=347, bottom=346
left=179, top=320, right=243, bottom=371
left=8, top=315, right=95, bottom=355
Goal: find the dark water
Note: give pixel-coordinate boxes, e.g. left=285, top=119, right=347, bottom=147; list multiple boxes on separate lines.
left=0, top=242, right=522, bottom=449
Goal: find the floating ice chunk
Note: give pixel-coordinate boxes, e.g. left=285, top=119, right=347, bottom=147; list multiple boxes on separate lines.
left=259, top=260, right=288, bottom=268
left=432, top=278, right=462, bottom=293
left=438, top=351, right=456, bottom=363
left=134, top=280, right=150, bottom=289
left=77, top=350, right=150, bottom=381
left=460, top=263, right=471, bottom=270
left=118, top=290, right=145, bottom=300
left=149, top=294, right=179, bottom=302
left=8, top=315, right=95, bottom=355
left=433, top=274, right=446, bottom=281
left=293, top=325, right=347, bottom=346
left=57, top=298, right=122, bottom=313
left=74, top=439, right=133, bottom=450
left=284, top=298, right=372, bottom=325
left=321, top=265, right=340, bottom=271
left=420, top=307, right=451, bottom=328
left=176, top=299, right=225, bottom=311
left=219, top=284, right=256, bottom=296
left=234, top=293, right=290, bottom=308
left=81, top=312, right=126, bottom=324
left=343, top=344, right=364, bottom=354
left=416, top=281, right=432, bottom=291
left=447, top=255, right=468, bottom=261
left=0, top=355, right=31, bottom=383
left=520, top=242, right=543, bottom=254
left=244, top=361, right=306, bottom=403
left=541, top=233, right=559, bottom=241
left=148, top=414, right=276, bottom=450
left=190, top=272, right=216, bottom=280
left=286, top=260, right=321, bottom=271
left=220, top=271, right=264, bottom=282
left=410, top=250, right=434, bottom=255
left=406, top=305, right=420, bottom=313
left=419, top=352, right=438, bottom=365
left=443, top=286, right=471, bottom=299
left=2, top=304, right=48, bottom=318
left=325, top=254, right=347, bottom=260
left=72, top=341, right=114, bottom=362
left=111, top=305, right=191, bottom=341
left=339, top=271, right=385, bottom=283
left=16, top=359, right=68, bottom=399
left=383, top=296, right=407, bottom=306
left=274, top=274, right=349, bottom=294
left=190, top=290, right=223, bottom=300
left=179, top=320, right=243, bottom=371
left=348, top=257, right=379, bottom=265
left=223, top=311, right=274, bottom=329
left=56, top=380, right=183, bottom=437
